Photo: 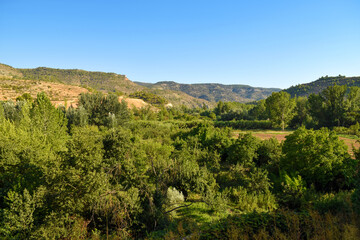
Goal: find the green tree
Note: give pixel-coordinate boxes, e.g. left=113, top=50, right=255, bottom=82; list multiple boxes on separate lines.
left=30, top=92, right=68, bottom=152
left=289, top=96, right=309, bottom=128
left=0, top=94, right=69, bottom=238
left=308, top=85, right=348, bottom=128
left=321, top=84, right=347, bottom=127
left=214, top=101, right=231, bottom=116
left=344, top=86, right=360, bottom=126
left=66, top=106, right=88, bottom=128
left=249, top=99, right=268, bottom=120
left=265, top=92, right=295, bottom=130
left=78, top=92, right=130, bottom=127
left=227, top=133, right=260, bottom=167
left=281, top=127, right=351, bottom=191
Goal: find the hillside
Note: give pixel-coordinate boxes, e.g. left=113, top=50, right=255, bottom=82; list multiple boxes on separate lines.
left=284, top=75, right=360, bottom=97
left=1, top=63, right=280, bottom=107
left=18, top=66, right=144, bottom=94
left=0, top=78, right=89, bottom=108
left=136, top=81, right=281, bottom=103
left=0, top=64, right=212, bottom=108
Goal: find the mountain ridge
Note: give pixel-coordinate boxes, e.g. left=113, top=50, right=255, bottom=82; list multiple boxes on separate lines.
left=284, top=75, right=360, bottom=97
left=135, top=81, right=281, bottom=102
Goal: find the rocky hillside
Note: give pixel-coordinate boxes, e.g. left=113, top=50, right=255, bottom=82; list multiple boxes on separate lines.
left=136, top=81, right=281, bottom=103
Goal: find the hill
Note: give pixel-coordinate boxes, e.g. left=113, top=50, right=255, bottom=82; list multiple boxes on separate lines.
left=0, top=63, right=280, bottom=107
left=136, top=81, right=281, bottom=103
left=0, top=64, right=212, bottom=108
left=18, top=66, right=144, bottom=94
left=0, top=77, right=89, bottom=108
left=284, top=75, right=360, bottom=97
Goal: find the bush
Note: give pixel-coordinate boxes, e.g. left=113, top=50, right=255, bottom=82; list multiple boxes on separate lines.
left=278, top=174, right=307, bottom=209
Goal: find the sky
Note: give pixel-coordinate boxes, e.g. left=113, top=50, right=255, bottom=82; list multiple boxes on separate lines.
left=0, top=0, right=359, bottom=89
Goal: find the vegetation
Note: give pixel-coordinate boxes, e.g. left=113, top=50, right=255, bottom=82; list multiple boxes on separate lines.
left=129, top=91, right=168, bottom=107
left=137, top=81, right=281, bottom=102
left=1, top=65, right=360, bottom=239
left=265, top=91, right=295, bottom=130
left=0, top=87, right=359, bottom=239
left=285, top=75, right=360, bottom=97
left=19, top=67, right=142, bottom=94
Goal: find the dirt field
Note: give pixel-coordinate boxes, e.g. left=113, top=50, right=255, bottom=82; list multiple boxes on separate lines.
left=233, top=130, right=360, bottom=157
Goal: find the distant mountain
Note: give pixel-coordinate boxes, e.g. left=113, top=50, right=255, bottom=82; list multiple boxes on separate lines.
left=284, top=75, right=360, bottom=97
left=136, top=81, right=281, bottom=103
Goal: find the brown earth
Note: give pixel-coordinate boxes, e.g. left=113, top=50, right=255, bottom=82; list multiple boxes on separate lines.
left=0, top=77, right=157, bottom=110
left=118, top=96, right=149, bottom=109
left=0, top=77, right=89, bottom=108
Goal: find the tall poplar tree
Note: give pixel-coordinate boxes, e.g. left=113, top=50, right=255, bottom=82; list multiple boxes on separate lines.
left=265, top=91, right=295, bottom=130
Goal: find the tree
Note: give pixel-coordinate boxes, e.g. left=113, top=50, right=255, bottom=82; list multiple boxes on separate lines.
left=307, top=93, right=326, bottom=127
left=308, top=85, right=348, bottom=128
left=289, top=96, right=309, bottom=128
left=249, top=99, right=268, bottom=120
left=281, top=127, right=351, bottom=191
left=214, top=101, right=231, bottom=116
left=30, top=92, right=68, bottom=151
left=78, top=92, right=130, bottom=127
left=0, top=93, right=69, bottom=238
left=265, top=92, right=295, bottom=130
left=321, top=84, right=347, bottom=127
left=344, top=86, right=360, bottom=126
left=227, top=133, right=260, bottom=167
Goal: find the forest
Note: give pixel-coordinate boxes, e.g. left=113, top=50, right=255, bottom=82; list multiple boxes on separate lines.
left=0, top=84, right=360, bottom=239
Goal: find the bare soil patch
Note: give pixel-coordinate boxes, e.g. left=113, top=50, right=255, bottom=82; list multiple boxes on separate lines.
left=119, top=96, right=149, bottom=109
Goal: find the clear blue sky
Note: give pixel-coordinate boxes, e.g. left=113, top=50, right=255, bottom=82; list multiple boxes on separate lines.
left=1, top=0, right=359, bottom=88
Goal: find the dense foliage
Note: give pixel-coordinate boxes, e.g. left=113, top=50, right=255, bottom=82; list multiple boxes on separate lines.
left=285, top=75, right=360, bottom=97
left=129, top=91, right=168, bottom=106
left=0, top=89, right=359, bottom=239
left=136, top=81, right=281, bottom=103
